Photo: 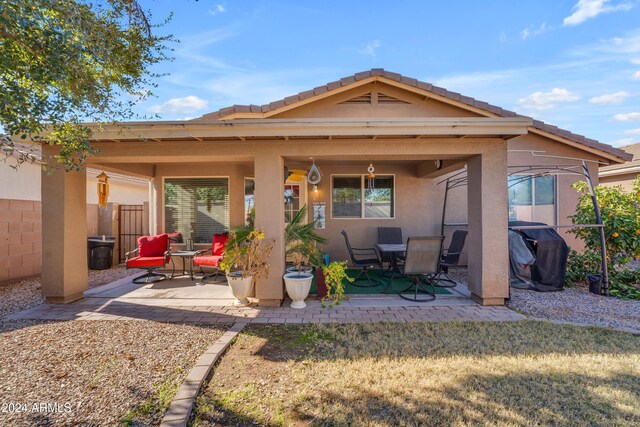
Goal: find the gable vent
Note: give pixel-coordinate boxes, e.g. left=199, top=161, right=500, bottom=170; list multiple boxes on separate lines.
left=378, top=92, right=411, bottom=104
left=339, top=93, right=372, bottom=104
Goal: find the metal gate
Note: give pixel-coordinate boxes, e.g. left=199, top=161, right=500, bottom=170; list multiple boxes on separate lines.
left=118, top=204, right=144, bottom=262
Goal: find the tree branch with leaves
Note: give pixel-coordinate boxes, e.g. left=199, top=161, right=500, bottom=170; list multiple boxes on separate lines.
left=0, top=0, right=173, bottom=170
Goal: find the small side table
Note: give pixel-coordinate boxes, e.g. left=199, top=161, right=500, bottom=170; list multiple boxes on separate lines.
left=171, top=250, right=205, bottom=280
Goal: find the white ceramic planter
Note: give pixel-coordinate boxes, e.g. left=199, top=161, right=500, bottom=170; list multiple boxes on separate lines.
left=283, top=272, right=313, bottom=309
left=226, top=272, right=254, bottom=306
left=286, top=266, right=313, bottom=274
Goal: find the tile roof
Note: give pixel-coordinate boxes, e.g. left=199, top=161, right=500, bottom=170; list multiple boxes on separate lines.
left=192, top=69, right=632, bottom=162
left=600, top=143, right=640, bottom=172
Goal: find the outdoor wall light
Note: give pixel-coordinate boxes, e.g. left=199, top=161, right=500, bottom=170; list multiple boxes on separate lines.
left=97, top=171, right=110, bottom=208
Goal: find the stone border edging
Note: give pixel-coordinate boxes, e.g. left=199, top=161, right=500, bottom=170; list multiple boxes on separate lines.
left=160, top=322, right=246, bottom=427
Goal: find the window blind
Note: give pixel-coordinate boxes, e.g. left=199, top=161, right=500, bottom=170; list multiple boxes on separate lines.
left=164, top=178, right=229, bottom=243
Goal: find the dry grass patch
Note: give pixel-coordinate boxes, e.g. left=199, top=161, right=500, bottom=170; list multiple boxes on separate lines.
left=192, top=320, right=640, bottom=426
left=0, top=320, right=227, bottom=426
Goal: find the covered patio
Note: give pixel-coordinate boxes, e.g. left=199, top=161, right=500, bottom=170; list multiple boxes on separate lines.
left=10, top=270, right=523, bottom=323
left=41, top=115, right=531, bottom=306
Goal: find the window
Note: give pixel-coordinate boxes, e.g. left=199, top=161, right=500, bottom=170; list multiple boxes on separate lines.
left=508, top=175, right=556, bottom=225
left=164, top=178, right=229, bottom=243
left=332, top=175, right=395, bottom=218
left=284, top=184, right=301, bottom=223
left=244, top=178, right=254, bottom=225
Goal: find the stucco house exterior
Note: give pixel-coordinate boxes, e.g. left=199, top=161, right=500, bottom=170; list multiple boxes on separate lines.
left=37, top=69, right=632, bottom=307
left=0, top=148, right=149, bottom=283
left=600, top=143, right=639, bottom=190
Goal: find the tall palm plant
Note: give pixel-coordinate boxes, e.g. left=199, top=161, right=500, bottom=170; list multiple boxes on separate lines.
left=286, top=205, right=327, bottom=270
left=285, top=204, right=327, bottom=246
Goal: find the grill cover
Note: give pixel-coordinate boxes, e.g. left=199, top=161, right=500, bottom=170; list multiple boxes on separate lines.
left=509, top=221, right=569, bottom=292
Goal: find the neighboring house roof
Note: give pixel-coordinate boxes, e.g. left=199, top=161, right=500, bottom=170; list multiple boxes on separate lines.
left=600, top=143, right=640, bottom=177
left=193, top=68, right=632, bottom=164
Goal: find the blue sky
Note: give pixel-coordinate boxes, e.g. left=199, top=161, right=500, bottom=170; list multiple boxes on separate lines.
left=139, top=0, right=640, bottom=148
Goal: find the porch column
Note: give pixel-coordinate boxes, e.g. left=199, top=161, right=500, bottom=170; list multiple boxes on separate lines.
left=41, top=148, right=88, bottom=303
left=253, top=153, right=285, bottom=306
left=466, top=147, right=509, bottom=305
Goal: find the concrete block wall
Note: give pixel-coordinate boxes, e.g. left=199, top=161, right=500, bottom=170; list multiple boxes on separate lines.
left=0, top=198, right=104, bottom=284
left=0, top=199, right=42, bottom=282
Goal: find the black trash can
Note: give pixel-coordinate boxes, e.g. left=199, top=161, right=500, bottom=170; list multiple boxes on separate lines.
left=88, top=236, right=116, bottom=270
left=586, top=274, right=602, bottom=295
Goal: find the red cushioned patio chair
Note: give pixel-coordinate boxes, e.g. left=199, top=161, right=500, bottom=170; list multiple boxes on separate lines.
left=193, top=233, right=229, bottom=282
left=125, top=233, right=173, bottom=284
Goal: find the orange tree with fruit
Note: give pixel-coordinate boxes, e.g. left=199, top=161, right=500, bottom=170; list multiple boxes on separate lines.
left=567, top=177, right=640, bottom=299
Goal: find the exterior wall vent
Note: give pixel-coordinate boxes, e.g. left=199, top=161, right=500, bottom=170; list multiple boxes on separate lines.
left=339, top=93, right=372, bottom=104
left=378, top=93, right=411, bottom=104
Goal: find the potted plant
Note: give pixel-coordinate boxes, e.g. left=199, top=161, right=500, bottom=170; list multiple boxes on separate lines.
left=283, top=205, right=327, bottom=308
left=321, top=261, right=353, bottom=308
left=220, top=228, right=274, bottom=306
left=283, top=240, right=323, bottom=309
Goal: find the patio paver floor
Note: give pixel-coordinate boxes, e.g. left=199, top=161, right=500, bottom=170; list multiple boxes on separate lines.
left=5, top=274, right=525, bottom=324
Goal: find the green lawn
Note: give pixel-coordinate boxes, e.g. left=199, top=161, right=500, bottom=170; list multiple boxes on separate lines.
left=191, top=321, right=640, bottom=426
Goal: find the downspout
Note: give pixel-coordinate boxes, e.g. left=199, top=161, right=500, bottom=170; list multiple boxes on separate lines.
left=582, top=161, right=609, bottom=296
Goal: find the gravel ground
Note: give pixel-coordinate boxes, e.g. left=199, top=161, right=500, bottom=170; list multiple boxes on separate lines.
left=507, top=286, right=640, bottom=332
left=448, top=268, right=640, bottom=332
left=0, top=266, right=135, bottom=319
left=0, top=320, right=226, bottom=426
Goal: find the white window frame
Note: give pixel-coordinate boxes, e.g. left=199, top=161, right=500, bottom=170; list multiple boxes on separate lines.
left=244, top=177, right=255, bottom=223
left=508, top=174, right=558, bottom=225
left=330, top=174, right=396, bottom=220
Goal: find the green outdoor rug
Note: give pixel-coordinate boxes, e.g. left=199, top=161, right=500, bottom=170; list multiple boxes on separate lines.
left=309, top=269, right=452, bottom=295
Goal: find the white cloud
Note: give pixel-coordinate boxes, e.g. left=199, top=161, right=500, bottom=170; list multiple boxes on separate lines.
left=613, top=112, right=640, bottom=121
left=623, top=128, right=640, bottom=135
left=563, top=0, right=633, bottom=26
left=209, top=4, right=226, bottom=16
left=517, top=88, right=580, bottom=111
left=569, top=31, right=640, bottom=57
left=499, top=32, right=507, bottom=42
left=359, top=40, right=381, bottom=57
left=632, top=70, right=640, bottom=80
left=588, top=91, right=630, bottom=104
left=610, top=137, right=638, bottom=146
left=147, top=96, right=209, bottom=115
left=631, top=58, right=640, bottom=64
left=521, top=22, right=550, bottom=40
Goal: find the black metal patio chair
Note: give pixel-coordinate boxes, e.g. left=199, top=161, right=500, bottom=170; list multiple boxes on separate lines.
left=397, top=236, right=444, bottom=302
left=435, top=230, right=467, bottom=288
left=341, top=230, right=383, bottom=288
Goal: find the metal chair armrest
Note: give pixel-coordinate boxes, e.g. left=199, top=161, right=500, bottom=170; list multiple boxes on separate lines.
left=443, top=250, right=462, bottom=256
left=352, top=247, right=378, bottom=253
left=163, top=249, right=172, bottom=267
left=352, top=248, right=382, bottom=263
left=125, top=248, right=139, bottom=261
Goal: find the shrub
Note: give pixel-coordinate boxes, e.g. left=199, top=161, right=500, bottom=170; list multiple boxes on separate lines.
left=567, top=177, right=640, bottom=299
left=566, top=250, right=640, bottom=299
left=569, top=178, right=640, bottom=264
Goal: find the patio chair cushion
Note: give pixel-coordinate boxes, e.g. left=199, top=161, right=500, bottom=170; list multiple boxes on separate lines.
left=126, top=255, right=170, bottom=268
left=138, top=234, right=169, bottom=257
left=193, top=254, right=223, bottom=267
left=167, top=232, right=183, bottom=244
left=212, top=233, right=229, bottom=255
